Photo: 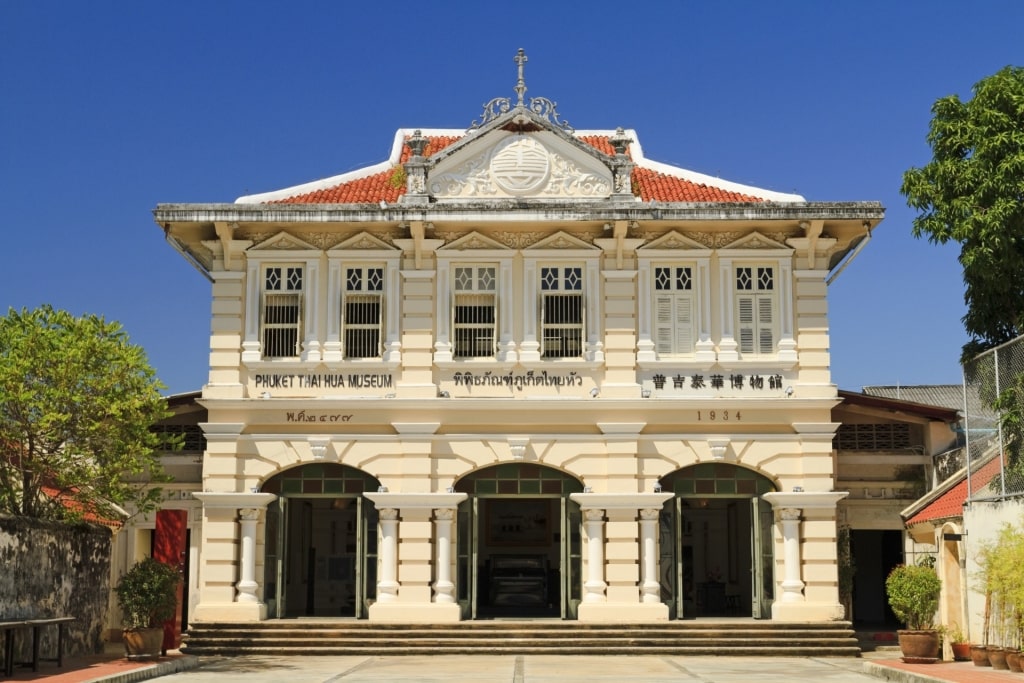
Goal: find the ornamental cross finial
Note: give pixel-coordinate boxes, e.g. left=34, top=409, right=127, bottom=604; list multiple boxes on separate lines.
left=514, top=48, right=527, bottom=107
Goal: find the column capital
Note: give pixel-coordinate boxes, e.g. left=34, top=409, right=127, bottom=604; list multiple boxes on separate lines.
left=570, top=492, right=673, bottom=511
left=364, top=492, right=467, bottom=510
left=194, top=492, right=277, bottom=510
left=762, top=491, right=848, bottom=510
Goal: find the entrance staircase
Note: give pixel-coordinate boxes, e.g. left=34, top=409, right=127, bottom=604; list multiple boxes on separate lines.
left=182, top=620, right=862, bottom=657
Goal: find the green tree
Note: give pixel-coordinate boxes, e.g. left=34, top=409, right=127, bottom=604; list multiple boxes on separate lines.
left=0, top=305, right=172, bottom=521
left=901, top=65, right=1024, bottom=359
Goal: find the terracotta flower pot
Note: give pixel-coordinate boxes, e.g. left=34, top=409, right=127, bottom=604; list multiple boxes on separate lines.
left=122, top=627, right=163, bottom=658
left=897, top=629, right=940, bottom=664
left=1006, top=649, right=1022, bottom=672
left=970, top=644, right=991, bottom=666
left=989, top=646, right=1009, bottom=670
left=950, top=642, right=971, bottom=662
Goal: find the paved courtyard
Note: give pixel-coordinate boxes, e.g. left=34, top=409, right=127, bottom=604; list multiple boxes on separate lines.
left=148, top=654, right=896, bottom=683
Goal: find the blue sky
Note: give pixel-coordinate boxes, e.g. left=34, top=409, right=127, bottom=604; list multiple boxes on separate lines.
left=2, top=1, right=1021, bottom=396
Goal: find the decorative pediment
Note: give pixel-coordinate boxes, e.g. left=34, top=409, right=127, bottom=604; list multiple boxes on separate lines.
left=527, top=231, right=599, bottom=251
left=721, top=231, right=790, bottom=251
left=638, top=230, right=709, bottom=251
left=439, top=231, right=512, bottom=252
left=429, top=130, right=613, bottom=200
left=248, top=232, right=318, bottom=252
left=328, top=231, right=399, bottom=252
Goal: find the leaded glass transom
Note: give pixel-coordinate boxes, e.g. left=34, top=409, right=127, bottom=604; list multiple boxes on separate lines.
left=455, top=464, right=584, bottom=496
left=659, top=464, right=775, bottom=497
left=260, top=463, right=380, bottom=496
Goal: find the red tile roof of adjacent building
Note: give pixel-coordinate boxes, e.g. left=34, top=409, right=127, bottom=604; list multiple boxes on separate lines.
left=257, top=131, right=791, bottom=205
left=41, top=485, right=124, bottom=529
left=905, top=456, right=1002, bottom=526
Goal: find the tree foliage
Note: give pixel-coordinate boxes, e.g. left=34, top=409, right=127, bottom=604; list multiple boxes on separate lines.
left=901, top=65, right=1024, bottom=360
left=0, top=305, right=171, bottom=521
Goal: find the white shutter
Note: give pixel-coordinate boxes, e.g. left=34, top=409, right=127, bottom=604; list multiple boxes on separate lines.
left=757, top=296, right=774, bottom=354
left=738, top=296, right=755, bottom=354
left=654, top=294, right=674, bottom=354
left=675, top=296, right=693, bottom=354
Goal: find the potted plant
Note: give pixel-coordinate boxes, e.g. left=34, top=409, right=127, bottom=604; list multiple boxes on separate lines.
left=886, top=560, right=941, bottom=663
left=944, top=624, right=971, bottom=661
left=114, top=557, right=181, bottom=658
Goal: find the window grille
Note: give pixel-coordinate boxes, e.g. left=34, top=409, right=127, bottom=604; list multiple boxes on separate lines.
left=453, top=266, right=497, bottom=358
left=835, top=423, right=913, bottom=451
left=540, top=266, right=583, bottom=359
left=736, top=266, right=775, bottom=355
left=344, top=267, right=384, bottom=359
left=654, top=266, right=694, bottom=355
left=261, top=266, right=303, bottom=358
left=151, top=425, right=206, bottom=452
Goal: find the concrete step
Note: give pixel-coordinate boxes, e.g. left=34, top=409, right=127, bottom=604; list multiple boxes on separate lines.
left=183, top=620, right=861, bottom=657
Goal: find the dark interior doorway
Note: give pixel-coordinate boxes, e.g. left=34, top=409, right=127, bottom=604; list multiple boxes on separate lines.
left=851, top=529, right=903, bottom=627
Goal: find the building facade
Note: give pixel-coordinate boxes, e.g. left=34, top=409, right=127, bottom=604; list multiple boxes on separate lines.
left=155, top=55, right=884, bottom=625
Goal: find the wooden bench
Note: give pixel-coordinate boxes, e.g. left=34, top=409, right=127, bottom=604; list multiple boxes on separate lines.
left=0, top=617, right=75, bottom=677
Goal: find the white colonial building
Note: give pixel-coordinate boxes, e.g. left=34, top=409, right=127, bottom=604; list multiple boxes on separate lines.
left=154, top=53, right=884, bottom=626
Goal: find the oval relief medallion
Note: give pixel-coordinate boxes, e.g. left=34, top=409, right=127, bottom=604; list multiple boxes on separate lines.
left=489, top=137, right=551, bottom=195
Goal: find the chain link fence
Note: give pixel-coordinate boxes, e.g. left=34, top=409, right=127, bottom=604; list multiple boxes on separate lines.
left=963, top=334, right=1024, bottom=500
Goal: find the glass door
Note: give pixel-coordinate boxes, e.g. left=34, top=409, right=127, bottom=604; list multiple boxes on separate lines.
left=560, top=497, right=581, bottom=619
left=357, top=497, right=378, bottom=619
left=751, top=497, right=774, bottom=618
left=456, top=497, right=478, bottom=620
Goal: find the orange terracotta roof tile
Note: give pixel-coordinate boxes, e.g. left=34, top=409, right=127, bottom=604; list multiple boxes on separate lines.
left=906, top=456, right=1002, bottom=526
left=264, top=133, right=770, bottom=205
left=41, top=485, right=123, bottom=529
left=632, top=166, right=764, bottom=203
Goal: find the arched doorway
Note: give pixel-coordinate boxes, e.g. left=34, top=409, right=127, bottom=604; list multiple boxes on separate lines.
left=454, top=463, right=584, bottom=620
left=261, top=464, right=381, bottom=618
left=658, top=463, right=777, bottom=619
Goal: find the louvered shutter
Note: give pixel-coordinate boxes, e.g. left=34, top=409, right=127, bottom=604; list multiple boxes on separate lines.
left=738, top=296, right=755, bottom=354
left=654, top=294, right=674, bottom=354
left=757, top=296, right=774, bottom=353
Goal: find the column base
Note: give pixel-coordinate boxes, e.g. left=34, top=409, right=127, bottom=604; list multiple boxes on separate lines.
left=191, top=602, right=267, bottom=622
left=770, top=601, right=845, bottom=622
left=577, top=602, right=669, bottom=622
left=369, top=602, right=462, bottom=623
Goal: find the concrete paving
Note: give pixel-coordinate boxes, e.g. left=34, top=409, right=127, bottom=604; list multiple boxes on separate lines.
left=139, top=654, right=942, bottom=683
left=7, top=646, right=1011, bottom=683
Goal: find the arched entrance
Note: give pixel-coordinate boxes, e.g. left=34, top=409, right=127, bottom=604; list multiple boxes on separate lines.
left=658, top=463, right=777, bottom=619
left=454, top=463, right=584, bottom=620
left=261, top=464, right=380, bottom=618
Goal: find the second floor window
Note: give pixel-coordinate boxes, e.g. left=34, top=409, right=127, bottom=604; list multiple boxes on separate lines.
left=736, top=265, right=776, bottom=355
left=344, top=267, right=384, bottom=359
left=262, top=266, right=303, bottom=358
left=540, top=266, right=583, bottom=359
left=654, top=266, right=695, bottom=355
left=453, top=266, right=497, bottom=358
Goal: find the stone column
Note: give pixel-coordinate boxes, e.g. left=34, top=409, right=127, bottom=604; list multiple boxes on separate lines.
left=433, top=508, right=455, bottom=604
left=237, top=508, right=260, bottom=603
left=191, top=491, right=277, bottom=622
left=778, top=508, right=804, bottom=603
left=639, top=508, right=660, bottom=604
left=364, top=492, right=466, bottom=622
left=762, top=491, right=849, bottom=621
left=571, top=492, right=672, bottom=622
left=377, top=508, right=400, bottom=604
left=583, top=509, right=607, bottom=603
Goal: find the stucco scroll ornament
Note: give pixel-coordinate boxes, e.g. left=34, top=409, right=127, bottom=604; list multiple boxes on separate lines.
left=239, top=508, right=260, bottom=521
left=434, top=508, right=455, bottom=521
left=546, top=154, right=610, bottom=196
left=429, top=154, right=495, bottom=197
